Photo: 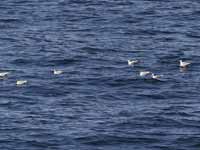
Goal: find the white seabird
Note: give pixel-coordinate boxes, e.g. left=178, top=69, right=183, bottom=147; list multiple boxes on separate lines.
left=16, top=80, right=27, bottom=85
left=179, top=60, right=191, bottom=68
left=128, top=60, right=139, bottom=66
left=53, top=70, right=63, bottom=75
left=140, top=71, right=151, bottom=77
left=0, top=72, right=9, bottom=77
left=151, top=73, right=163, bottom=80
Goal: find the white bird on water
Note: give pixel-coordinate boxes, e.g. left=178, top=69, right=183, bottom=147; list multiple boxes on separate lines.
left=53, top=70, right=63, bottom=75
left=128, top=59, right=138, bottom=66
left=16, top=80, right=27, bottom=85
left=179, top=60, right=191, bottom=68
left=151, top=73, right=163, bottom=80
left=139, top=71, right=151, bottom=77
left=0, top=72, right=9, bottom=77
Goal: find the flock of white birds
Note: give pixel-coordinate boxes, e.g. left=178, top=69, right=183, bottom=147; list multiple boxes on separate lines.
left=128, top=59, right=191, bottom=80
left=0, top=69, right=63, bottom=86
left=0, top=60, right=191, bottom=86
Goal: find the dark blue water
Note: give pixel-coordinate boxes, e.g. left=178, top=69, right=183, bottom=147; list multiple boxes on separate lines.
left=0, top=0, right=200, bottom=149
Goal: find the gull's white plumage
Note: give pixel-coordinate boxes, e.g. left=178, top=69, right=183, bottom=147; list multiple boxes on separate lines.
left=0, top=72, right=9, bottom=77
left=179, top=60, right=191, bottom=67
left=140, top=71, right=151, bottom=77
left=128, top=60, right=138, bottom=66
left=16, top=80, right=27, bottom=85
left=151, top=73, right=163, bottom=80
left=53, top=70, right=63, bottom=75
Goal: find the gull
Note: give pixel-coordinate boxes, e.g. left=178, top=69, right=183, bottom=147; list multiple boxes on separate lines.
left=140, top=71, right=151, bottom=77
left=53, top=70, right=63, bottom=75
left=179, top=60, right=191, bottom=68
left=0, top=72, right=9, bottom=77
left=16, top=80, right=27, bottom=85
left=151, top=73, right=163, bottom=80
left=128, top=59, right=139, bottom=66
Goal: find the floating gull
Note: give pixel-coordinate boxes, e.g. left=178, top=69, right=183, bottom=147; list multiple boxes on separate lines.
left=128, top=59, right=138, bottom=66
left=140, top=71, right=151, bottom=77
left=151, top=73, right=163, bottom=80
left=16, top=80, right=27, bottom=85
left=179, top=60, right=191, bottom=68
left=53, top=70, right=63, bottom=75
left=0, top=72, right=9, bottom=77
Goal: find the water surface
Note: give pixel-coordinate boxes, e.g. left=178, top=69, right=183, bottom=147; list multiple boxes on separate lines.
left=0, top=0, right=200, bottom=149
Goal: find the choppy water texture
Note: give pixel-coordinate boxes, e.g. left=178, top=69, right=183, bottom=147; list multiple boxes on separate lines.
left=0, top=0, right=200, bottom=150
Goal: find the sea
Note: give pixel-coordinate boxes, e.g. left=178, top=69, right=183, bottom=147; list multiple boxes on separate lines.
left=0, top=0, right=200, bottom=150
